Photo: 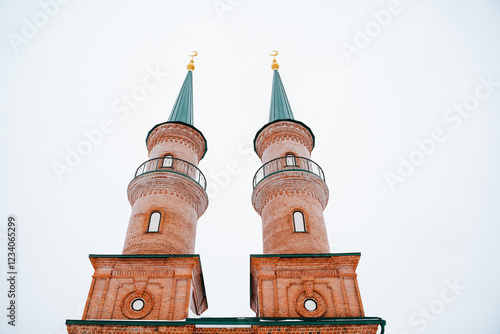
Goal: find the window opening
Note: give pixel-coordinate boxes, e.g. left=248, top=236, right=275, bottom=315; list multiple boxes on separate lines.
left=293, top=211, right=306, bottom=232
left=147, top=211, right=161, bottom=232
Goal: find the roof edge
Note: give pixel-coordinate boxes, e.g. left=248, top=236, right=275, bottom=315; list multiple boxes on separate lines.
left=250, top=253, right=361, bottom=258
left=89, top=254, right=200, bottom=258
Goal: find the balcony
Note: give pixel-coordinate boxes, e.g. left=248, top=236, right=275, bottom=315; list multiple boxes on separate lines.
left=253, top=156, right=326, bottom=189
left=133, top=156, right=207, bottom=190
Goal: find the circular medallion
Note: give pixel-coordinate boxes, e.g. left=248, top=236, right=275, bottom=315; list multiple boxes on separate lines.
left=121, top=290, right=153, bottom=319
left=295, top=290, right=327, bottom=317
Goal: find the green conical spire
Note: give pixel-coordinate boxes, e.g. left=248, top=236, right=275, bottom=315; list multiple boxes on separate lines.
left=168, top=70, right=194, bottom=125
left=269, top=69, right=295, bottom=122
left=253, top=52, right=316, bottom=155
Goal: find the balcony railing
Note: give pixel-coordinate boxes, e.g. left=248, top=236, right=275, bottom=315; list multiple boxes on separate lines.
left=252, top=156, right=326, bottom=189
left=133, top=156, right=206, bottom=190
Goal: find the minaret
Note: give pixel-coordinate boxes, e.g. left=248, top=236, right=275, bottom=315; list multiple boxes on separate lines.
left=252, top=51, right=330, bottom=254
left=123, top=52, right=208, bottom=255
left=72, top=53, right=209, bottom=325
left=250, top=52, right=371, bottom=324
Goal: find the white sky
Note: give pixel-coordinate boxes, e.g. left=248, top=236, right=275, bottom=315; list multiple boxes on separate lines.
left=1, top=1, right=500, bottom=334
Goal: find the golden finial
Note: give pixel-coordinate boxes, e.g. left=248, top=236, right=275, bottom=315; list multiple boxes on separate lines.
left=187, top=51, right=198, bottom=71
left=270, top=50, right=279, bottom=70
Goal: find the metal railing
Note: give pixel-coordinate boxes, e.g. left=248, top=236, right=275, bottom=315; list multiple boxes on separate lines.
left=252, top=156, right=326, bottom=188
left=133, top=156, right=206, bottom=190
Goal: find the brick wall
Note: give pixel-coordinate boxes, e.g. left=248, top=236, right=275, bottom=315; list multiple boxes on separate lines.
left=124, top=172, right=208, bottom=255
left=250, top=255, right=365, bottom=318
left=252, top=171, right=330, bottom=254
left=82, top=256, right=207, bottom=321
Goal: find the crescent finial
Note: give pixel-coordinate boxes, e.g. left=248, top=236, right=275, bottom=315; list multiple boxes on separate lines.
left=270, top=50, right=279, bottom=70
left=187, top=51, right=198, bottom=71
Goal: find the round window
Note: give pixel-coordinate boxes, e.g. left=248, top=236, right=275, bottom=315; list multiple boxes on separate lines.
left=130, top=298, right=145, bottom=311
left=303, top=298, right=318, bottom=311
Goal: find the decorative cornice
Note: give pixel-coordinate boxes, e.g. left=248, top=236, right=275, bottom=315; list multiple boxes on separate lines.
left=127, top=172, right=208, bottom=218
left=252, top=171, right=329, bottom=215
left=254, top=120, right=315, bottom=158
left=276, top=269, right=339, bottom=278
left=250, top=254, right=362, bottom=272
left=261, top=134, right=310, bottom=154
left=147, top=122, right=207, bottom=161
left=153, top=137, right=198, bottom=154
left=111, top=269, right=173, bottom=278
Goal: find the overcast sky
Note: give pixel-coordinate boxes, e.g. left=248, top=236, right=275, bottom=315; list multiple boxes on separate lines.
left=1, top=1, right=500, bottom=334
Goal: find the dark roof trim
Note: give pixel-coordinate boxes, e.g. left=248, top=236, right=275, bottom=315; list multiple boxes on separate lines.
left=250, top=253, right=361, bottom=258
left=89, top=254, right=200, bottom=259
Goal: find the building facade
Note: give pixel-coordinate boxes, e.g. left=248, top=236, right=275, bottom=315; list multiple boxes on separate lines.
left=66, top=53, right=385, bottom=333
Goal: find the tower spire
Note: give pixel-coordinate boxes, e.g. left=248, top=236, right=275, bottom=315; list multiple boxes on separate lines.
left=167, top=51, right=198, bottom=125
left=268, top=50, right=295, bottom=122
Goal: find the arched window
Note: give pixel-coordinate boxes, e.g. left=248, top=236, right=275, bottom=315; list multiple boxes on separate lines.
left=293, top=211, right=306, bottom=232
left=147, top=211, right=161, bottom=232
left=285, top=154, right=296, bottom=166
left=162, top=155, right=174, bottom=168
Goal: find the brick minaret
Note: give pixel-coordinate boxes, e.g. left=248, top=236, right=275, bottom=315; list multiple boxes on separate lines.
left=249, top=54, right=379, bottom=332
left=252, top=69, right=329, bottom=255
left=122, top=65, right=208, bottom=255
left=69, top=54, right=209, bottom=328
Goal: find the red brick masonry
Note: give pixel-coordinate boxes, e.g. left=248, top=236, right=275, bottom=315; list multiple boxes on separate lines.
left=82, top=255, right=207, bottom=321
left=123, top=121, right=209, bottom=255
left=252, top=121, right=330, bottom=255
left=250, top=254, right=365, bottom=318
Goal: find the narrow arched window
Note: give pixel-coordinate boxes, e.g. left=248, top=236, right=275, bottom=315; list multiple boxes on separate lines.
left=147, top=211, right=161, bottom=232
left=162, top=155, right=174, bottom=168
left=285, top=154, right=296, bottom=166
left=293, top=211, right=306, bottom=232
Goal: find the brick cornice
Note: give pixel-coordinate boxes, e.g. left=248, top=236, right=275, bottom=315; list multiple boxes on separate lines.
left=127, top=172, right=208, bottom=218
left=255, top=121, right=314, bottom=159
left=252, top=171, right=329, bottom=215
left=110, top=269, right=173, bottom=277
left=147, top=123, right=206, bottom=161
